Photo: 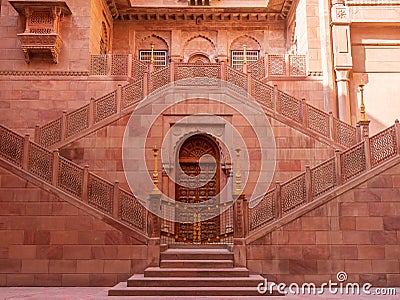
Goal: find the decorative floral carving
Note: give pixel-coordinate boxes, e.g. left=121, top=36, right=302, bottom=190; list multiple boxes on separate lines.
left=336, top=7, right=347, bottom=19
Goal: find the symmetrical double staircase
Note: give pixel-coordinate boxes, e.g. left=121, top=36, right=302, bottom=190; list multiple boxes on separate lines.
left=1, top=58, right=400, bottom=295
left=34, top=59, right=357, bottom=151
left=109, top=245, right=282, bottom=296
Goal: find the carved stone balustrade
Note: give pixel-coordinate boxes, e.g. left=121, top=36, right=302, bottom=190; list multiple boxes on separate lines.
left=9, top=0, right=72, bottom=64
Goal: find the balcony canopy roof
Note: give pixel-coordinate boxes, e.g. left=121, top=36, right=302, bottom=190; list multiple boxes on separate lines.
left=8, top=0, right=72, bottom=15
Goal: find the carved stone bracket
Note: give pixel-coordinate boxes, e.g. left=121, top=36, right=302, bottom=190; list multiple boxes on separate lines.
left=9, top=0, right=72, bottom=64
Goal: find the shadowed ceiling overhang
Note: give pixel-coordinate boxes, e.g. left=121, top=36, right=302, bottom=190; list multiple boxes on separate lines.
left=107, top=0, right=295, bottom=21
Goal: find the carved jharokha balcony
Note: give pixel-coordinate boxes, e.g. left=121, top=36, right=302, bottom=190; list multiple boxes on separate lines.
left=8, top=0, right=71, bottom=64
left=17, top=33, right=63, bottom=64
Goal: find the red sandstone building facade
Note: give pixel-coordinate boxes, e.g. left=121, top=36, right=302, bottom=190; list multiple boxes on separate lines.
left=0, top=0, right=399, bottom=295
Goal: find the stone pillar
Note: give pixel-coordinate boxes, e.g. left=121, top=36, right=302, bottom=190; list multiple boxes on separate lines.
left=335, top=68, right=351, bottom=123
left=358, top=120, right=370, bottom=141
left=358, top=119, right=371, bottom=170
left=217, top=30, right=228, bottom=62
left=171, top=29, right=182, bottom=62
left=147, top=192, right=161, bottom=267
left=331, top=1, right=352, bottom=123
left=233, top=194, right=248, bottom=268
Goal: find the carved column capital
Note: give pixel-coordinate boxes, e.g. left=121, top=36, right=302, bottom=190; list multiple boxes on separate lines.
left=334, top=68, right=351, bottom=82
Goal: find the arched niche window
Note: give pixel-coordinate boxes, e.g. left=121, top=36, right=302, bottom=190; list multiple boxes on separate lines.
left=138, top=35, right=169, bottom=67
left=230, top=35, right=261, bottom=70
left=183, top=35, right=216, bottom=63
left=139, top=49, right=167, bottom=67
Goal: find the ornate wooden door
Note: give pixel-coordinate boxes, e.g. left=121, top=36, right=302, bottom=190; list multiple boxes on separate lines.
left=174, top=135, right=220, bottom=243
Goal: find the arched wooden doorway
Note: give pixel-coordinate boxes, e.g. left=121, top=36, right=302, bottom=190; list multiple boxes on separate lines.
left=174, top=134, right=221, bottom=243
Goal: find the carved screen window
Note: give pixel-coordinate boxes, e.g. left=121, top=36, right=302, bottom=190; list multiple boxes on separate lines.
left=28, top=11, right=53, bottom=34
left=231, top=50, right=259, bottom=70
left=139, top=50, right=167, bottom=67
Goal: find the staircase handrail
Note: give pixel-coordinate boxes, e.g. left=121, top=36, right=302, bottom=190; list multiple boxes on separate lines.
left=2, top=122, right=400, bottom=245
left=247, top=120, right=400, bottom=240
left=0, top=124, right=149, bottom=241
left=35, top=61, right=357, bottom=150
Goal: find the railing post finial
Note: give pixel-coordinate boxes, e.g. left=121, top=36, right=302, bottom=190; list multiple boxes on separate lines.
left=243, top=45, right=247, bottom=64
left=359, top=84, right=368, bottom=122
left=357, top=83, right=370, bottom=142
left=152, top=145, right=160, bottom=193
left=150, top=42, right=155, bottom=65
left=242, top=45, right=248, bottom=73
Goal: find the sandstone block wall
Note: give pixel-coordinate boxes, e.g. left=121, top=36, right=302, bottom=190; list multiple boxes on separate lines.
left=350, top=26, right=400, bottom=135
left=268, top=78, right=326, bottom=111
left=0, top=166, right=147, bottom=287
left=0, top=78, right=126, bottom=134
left=247, top=161, right=400, bottom=287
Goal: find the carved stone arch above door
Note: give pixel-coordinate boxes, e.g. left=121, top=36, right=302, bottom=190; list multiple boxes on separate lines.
left=178, top=134, right=220, bottom=162
left=230, top=35, right=261, bottom=51
left=187, top=53, right=211, bottom=64
left=135, top=33, right=169, bottom=58
left=183, top=35, right=216, bottom=63
left=163, top=115, right=231, bottom=176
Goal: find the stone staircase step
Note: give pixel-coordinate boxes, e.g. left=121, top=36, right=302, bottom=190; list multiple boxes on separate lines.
left=108, top=245, right=284, bottom=296
left=127, top=274, right=265, bottom=287
left=144, top=267, right=249, bottom=277
left=160, top=259, right=233, bottom=268
left=108, top=282, right=283, bottom=296
left=160, top=248, right=234, bottom=260
left=168, top=244, right=230, bottom=249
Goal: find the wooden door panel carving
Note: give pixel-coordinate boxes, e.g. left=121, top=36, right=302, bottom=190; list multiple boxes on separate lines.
left=174, top=135, right=221, bottom=243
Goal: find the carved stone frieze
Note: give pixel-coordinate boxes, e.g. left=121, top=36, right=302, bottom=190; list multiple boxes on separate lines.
left=18, top=33, right=63, bottom=63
